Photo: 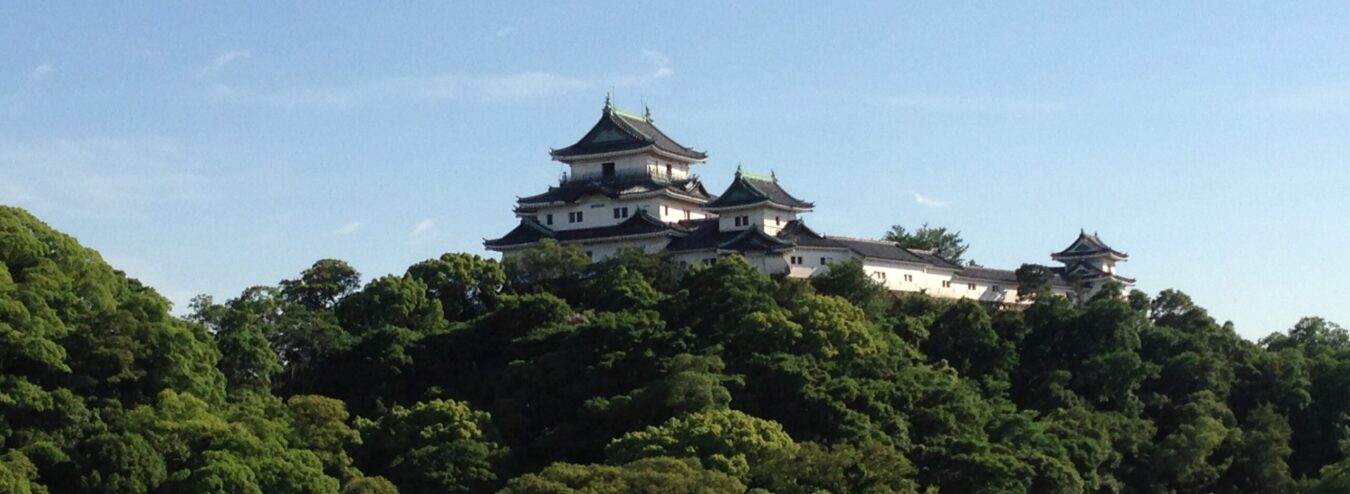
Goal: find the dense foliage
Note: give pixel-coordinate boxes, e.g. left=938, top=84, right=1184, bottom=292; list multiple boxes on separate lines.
left=3, top=207, right=1349, bottom=493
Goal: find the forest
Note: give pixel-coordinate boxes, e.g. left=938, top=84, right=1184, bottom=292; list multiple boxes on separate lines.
left=3, top=204, right=1350, bottom=494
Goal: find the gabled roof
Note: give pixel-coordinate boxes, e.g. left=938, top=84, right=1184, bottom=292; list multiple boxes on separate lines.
left=776, top=220, right=842, bottom=249
left=485, top=209, right=684, bottom=249
left=704, top=170, right=814, bottom=211
left=1052, top=230, right=1128, bottom=260
left=515, top=177, right=713, bottom=208
left=718, top=227, right=795, bottom=253
left=1055, top=260, right=1137, bottom=284
left=550, top=103, right=707, bottom=161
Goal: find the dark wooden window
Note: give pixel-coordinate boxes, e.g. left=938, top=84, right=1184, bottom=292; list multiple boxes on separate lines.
left=613, top=207, right=629, bottom=219
left=602, top=162, right=616, bottom=177
left=546, top=214, right=553, bottom=225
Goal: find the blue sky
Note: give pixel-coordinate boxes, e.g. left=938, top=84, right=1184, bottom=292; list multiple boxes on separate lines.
left=2, top=3, right=1347, bottom=339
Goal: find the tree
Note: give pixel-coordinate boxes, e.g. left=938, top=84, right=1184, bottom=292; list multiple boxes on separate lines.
left=606, top=409, right=797, bottom=482
left=356, top=399, right=508, bottom=493
left=1014, top=264, right=1054, bottom=302
left=500, top=457, right=745, bottom=494
left=405, top=253, right=505, bottom=323
left=884, top=223, right=969, bottom=264
left=281, top=259, right=361, bottom=311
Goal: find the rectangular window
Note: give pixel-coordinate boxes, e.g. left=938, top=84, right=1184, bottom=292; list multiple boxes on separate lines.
left=992, top=285, right=1002, bottom=292
left=873, top=271, right=887, bottom=280
left=602, top=162, right=615, bottom=177
left=967, top=283, right=977, bottom=290
left=569, top=211, right=584, bottom=223
left=903, top=274, right=913, bottom=282
left=546, top=214, right=553, bottom=225
left=790, top=256, right=803, bottom=265
left=942, top=280, right=951, bottom=288
left=775, top=216, right=781, bottom=226
left=613, top=207, right=629, bottom=219
left=684, top=210, right=691, bottom=220
left=703, top=258, right=717, bottom=266
left=666, top=164, right=672, bottom=176
left=663, top=205, right=669, bottom=215
left=821, top=257, right=829, bottom=265
left=734, top=215, right=751, bottom=227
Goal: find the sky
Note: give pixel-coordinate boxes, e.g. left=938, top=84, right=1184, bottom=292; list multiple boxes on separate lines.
left=2, top=2, right=1348, bottom=340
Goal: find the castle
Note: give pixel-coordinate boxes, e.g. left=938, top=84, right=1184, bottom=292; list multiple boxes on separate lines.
left=486, top=100, right=1133, bottom=303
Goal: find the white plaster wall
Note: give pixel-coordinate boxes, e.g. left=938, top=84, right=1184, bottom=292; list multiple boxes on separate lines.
left=568, top=155, right=692, bottom=182
left=654, top=198, right=711, bottom=222
left=715, top=207, right=797, bottom=234
left=534, top=196, right=658, bottom=231
left=573, top=237, right=671, bottom=262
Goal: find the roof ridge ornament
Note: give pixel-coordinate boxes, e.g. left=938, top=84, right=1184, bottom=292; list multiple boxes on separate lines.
left=604, top=92, right=613, bottom=112
left=643, top=104, right=653, bottom=123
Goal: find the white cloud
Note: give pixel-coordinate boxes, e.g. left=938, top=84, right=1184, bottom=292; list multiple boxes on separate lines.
left=914, top=192, right=948, bottom=208
left=29, top=64, right=53, bottom=80
left=885, top=94, right=1065, bottom=113
left=238, top=71, right=590, bottom=109
left=496, top=26, right=516, bottom=38
left=332, top=221, right=363, bottom=236
left=0, top=138, right=208, bottom=219
left=200, top=50, right=250, bottom=76
left=411, top=218, right=435, bottom=236
left=613, top=49, right=674, bottom=87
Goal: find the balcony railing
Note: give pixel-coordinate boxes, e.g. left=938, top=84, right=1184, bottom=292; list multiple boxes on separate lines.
left=561, top=168, right=681, bottom=185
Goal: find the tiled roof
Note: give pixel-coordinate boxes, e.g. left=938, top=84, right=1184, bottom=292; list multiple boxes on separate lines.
left=719, top=227, right=795, bottom=252
left=704, top=172, right=814, bottom=210
left=550, top=106, right=706, bottom=160
left=516, top=177, right=712, bottom=207
left=826, top=237, right=930, bottom=264
left=1052, top=230, right=1128, bottom=259
left=485, top=210, right=683, bottom=249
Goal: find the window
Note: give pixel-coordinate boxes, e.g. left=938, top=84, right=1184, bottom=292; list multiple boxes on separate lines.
left=569, top=211, right=584, bottom=223
left=545, top=214, right=553, bottom=226
left=703, top=258, right=717, bottom=266
left=684, top=209, right=691, bottom=220
left=967, top=282, right=977, bottom=290
left=665, top=164, right=672, bottom=176
left=992, top=285, right=1002, bottom=292
left=790, top=256, right=803, bottom=265
left=942, top=280, right=951, bottom=288
left=734, top=215, right=751, bottom=227
left=821, top=257, right=829, bottom=265
left=602, top=162, right=615, bottom=177
left=873, top=271, right=887, bottom=280
left=663, top=205, right=669, bottom=216
left=613, top=207, right=629, bottom=219
left=775, top=216, right=781, bottom=226
left=903, top=274, right=913, bottom=282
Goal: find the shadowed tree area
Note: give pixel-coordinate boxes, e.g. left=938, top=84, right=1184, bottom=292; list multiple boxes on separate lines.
left=2, top=206, right=1347, bottom=493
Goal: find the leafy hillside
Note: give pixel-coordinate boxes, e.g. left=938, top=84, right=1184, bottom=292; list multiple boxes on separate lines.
left=2, top=206, right=1349, bottom=493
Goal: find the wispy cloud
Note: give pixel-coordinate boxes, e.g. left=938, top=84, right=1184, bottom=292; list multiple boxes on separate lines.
left=411, top=218, right=435, bottom=236
left=914, top=192, right=948, bottom=208
left=332, top=220, right=363, bottom=236
left=217, top=71, right=591, bottom=109
left=0, top=138, right=208, bottom=219
left=1258, top=86, right=1350, bottom=113
left=614, top=49, right=673, bottom=87
left=885, top=94, right=1065, bottom=113
left=200, top=50, right=250, bottom=76
left=29, top=64, right=53, bottom=80
left=207, top=50, right=673, bottom=109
